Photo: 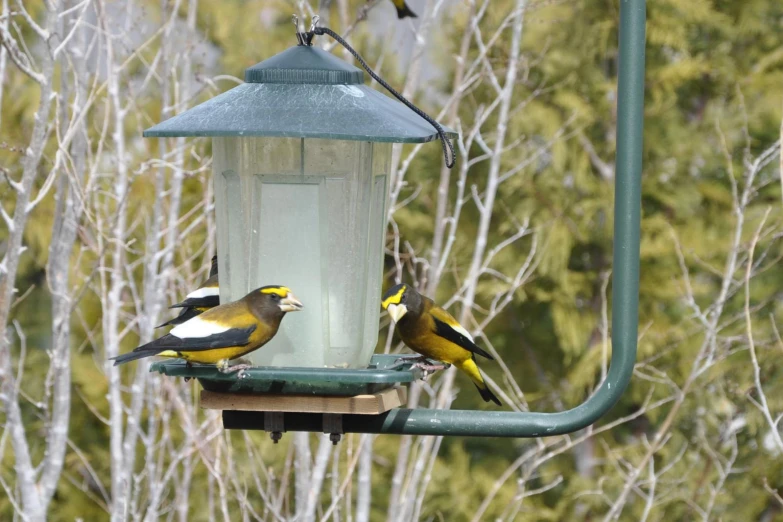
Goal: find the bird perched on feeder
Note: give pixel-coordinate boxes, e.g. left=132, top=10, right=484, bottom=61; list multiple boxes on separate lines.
left=381, top=283, right=501, bottom=405
left=157, top=255, right=219, bottom=328
left=387, top=0, right=417, bottom=19
left=113, top=286, right=303, bottom=373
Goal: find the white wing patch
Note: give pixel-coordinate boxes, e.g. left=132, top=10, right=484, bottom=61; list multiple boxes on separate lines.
left=185, top=286, right=219, bottom=299
left=170, top=316, right=230, bottom=339
left=450, top=322, right=474, bottom=342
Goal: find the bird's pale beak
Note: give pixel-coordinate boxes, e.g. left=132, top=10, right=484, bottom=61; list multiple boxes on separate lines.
left=280, top=293, right=304, bottom=312
left=386, top=303, right=408, bottom=323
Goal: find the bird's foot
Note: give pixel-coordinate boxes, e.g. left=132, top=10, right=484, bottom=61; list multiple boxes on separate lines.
left=386, top=355, right=428, bottom=370
left=216, top=359, right=253, bottom=377
left=218, top=363, right=253, bottom=374
left=396, top=355, right=426, bottom=362
left=410, top=362, right=448, bottom=373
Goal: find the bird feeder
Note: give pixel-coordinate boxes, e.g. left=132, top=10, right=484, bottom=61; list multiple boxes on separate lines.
left=144, top=0, right=646, bottom=440
left=144, top=44, right=455, bottom=370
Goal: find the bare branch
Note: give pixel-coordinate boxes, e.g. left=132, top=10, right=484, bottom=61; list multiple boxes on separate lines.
left=744, top=207, right=783, bottom=453
left=0, top=15, right=44, bottom=83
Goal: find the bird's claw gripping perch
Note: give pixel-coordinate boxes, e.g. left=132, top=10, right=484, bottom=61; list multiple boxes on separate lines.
left=410, top=362, right=448, bottom=372
left=217, top=359, right=253, bottom=377
left=385, top=356, right=448, bottom=376
left=410, top=362, right=448, bottom=378
left=384, top=355, right=427, bottom=370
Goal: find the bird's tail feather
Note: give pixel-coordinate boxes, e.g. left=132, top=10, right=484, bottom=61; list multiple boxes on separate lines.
left=112, top=349, right=162, bottom=366
left=474, top=383, right=502, bottom=406
left=458, top=359, right=502, bottom=406
left=395, top=1, right=417, bottom=18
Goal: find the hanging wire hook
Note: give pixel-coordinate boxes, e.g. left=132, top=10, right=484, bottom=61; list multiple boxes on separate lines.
left=292, top=13, right=317, bottom=45
left=292, top=15, right=305, bottom=46
left=310, top=20, right=456, bottom=168
left=309, top=15, right=320, bottom=33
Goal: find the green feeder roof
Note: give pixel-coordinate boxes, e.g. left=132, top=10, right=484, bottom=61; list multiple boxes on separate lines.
left=143, top=46, right=456, bottom=143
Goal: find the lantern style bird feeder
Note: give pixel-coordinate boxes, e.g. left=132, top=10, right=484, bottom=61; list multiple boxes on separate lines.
left=145, top=44, right=455, bottom=370
left=145, top=0, right=646, bottom=439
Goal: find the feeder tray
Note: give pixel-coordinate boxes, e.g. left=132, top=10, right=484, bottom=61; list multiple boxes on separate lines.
left=149, top=354, right=446, bottom=397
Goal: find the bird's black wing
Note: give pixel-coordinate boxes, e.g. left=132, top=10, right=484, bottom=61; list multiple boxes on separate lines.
left=170, top=295, right=220, bottom=309
left=138, top=326, right=256, bottom=352
left=432, top=317, right=494, bottom=360
left=112, top=326, right=256, bottom=366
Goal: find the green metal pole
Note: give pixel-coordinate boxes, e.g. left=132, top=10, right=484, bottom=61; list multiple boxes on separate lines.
left=224, top=0, right=646, bottom=437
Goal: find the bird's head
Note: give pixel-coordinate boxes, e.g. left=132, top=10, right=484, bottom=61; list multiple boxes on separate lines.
left=381, top=283, right=421, bottom=323
left=248, top=286, right=304, bottom=316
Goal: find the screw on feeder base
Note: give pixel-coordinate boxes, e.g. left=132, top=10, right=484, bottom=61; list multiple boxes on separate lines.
left=323, top=413, right=343, bottom=445
left=264, top=412, right=285, bottom=443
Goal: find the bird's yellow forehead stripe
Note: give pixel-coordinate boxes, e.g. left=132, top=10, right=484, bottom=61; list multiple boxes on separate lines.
left=261, top=287, right=290, bottom=297
left=381, top=287, right=405, bottom=308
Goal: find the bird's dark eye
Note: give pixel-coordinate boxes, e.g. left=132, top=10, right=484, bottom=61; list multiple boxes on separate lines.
left=271, top=294, right=281, bottom=301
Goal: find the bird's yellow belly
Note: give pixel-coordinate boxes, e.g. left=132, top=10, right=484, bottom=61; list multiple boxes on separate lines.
left=160, top=346, right=254, bottom=364
left=405, top=334, right=471, bottom=365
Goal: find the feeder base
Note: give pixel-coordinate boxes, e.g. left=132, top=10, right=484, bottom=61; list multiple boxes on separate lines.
left=200, top=386, right=406, bottom=415
left=150, top=354, right=446, bottom=396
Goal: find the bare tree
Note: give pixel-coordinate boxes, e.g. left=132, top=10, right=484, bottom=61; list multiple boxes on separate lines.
left=0, top=1, right=91, bottom=519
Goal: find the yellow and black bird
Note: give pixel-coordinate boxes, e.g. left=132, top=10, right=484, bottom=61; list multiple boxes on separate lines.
left=114, top=285, right=303, bottom=372
left=382, top=283, right=501, bottom=405
left=388, top=0, right=417, bottom=19
left=157, top=255, right=219, bottom=328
